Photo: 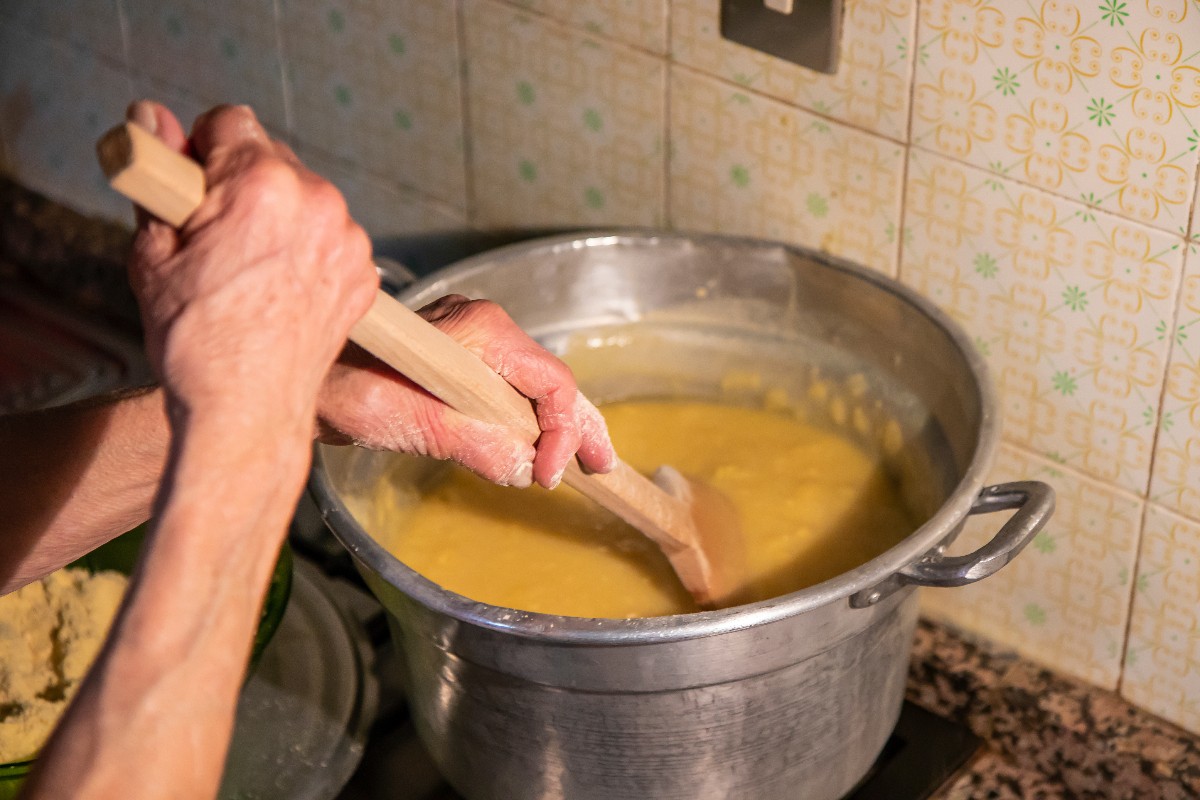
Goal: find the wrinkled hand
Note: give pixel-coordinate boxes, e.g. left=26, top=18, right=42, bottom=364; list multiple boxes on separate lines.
left=127, top=101, right=615, bottom=489
left=127, top=102, right=377, bottom=434
left=318, top=295, right=616, bottom=489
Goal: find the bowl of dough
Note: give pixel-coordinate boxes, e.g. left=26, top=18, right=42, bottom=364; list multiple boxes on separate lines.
left=0, top=524, right=292, bottom=797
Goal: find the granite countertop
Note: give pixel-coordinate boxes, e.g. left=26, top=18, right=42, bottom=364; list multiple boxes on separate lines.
left=910, top=619, right=1200, bottom=799
left=4, top=175, right=1200, bottom=799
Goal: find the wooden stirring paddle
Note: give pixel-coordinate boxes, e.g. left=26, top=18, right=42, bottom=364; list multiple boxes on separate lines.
left=96, top=121, right=746, bottom=609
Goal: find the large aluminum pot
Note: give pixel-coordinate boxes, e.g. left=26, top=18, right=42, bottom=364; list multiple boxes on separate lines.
left=309, top=233, right=1054, bottom=800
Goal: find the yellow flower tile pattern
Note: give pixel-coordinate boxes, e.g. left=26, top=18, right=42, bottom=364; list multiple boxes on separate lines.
left=499, top=0, right=668, bottom=54
left=122, top=0, right=287, bottom=133
left=921, top=444, right=1143, bottom=690
left=1150, top=247, right=1200, bottom=516
left=0, top=22, right=134, bottom=223
left=279, top=0, right=467, bottom=210
left=913, top=0, right=1200, bottom=234
left=670, top=0, right=918, bottom=141
left=901, top=149, right=1184, bottom=494
left=1122, top=504, right=1200, bottom=732
left=463, top=0, right=666, bottom=227
left=669, top=67, right=904, bottom=275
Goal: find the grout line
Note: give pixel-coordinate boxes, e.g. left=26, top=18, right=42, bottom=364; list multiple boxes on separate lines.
left=893, top=145, right=911, bottom=281
left=269, top=0, right=295, bottom=146
left=908, top=139, right=1193, bottom=240
left=662, top=3, right=673, bottom=230
left=1115, top=500, right=1153, bottom=697
left=896, top=0, right=921, bottom=278
left=997, top=437, right=1150, bottom=507
left=670, top=60, right=910, bottom=148
left=114, top=0, right=136, bottom=97
left=456, top=0, right=477, bottom=224
left=485, top=0, right=670, bottom=60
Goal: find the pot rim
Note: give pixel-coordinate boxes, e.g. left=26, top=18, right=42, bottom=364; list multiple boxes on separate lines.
left=309, top=230, right=998, bottom=644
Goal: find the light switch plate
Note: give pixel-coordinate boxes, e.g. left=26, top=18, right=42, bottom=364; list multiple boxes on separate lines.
left=720, top=0, right=843, bottom=74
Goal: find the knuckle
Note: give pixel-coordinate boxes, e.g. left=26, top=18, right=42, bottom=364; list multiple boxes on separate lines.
left=234, top=156, right=302, bottom=207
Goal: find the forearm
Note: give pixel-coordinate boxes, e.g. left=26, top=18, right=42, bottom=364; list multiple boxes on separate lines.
left=0, top=387, right=170, bottom=593
left=22, top=407, right=313, bottom=799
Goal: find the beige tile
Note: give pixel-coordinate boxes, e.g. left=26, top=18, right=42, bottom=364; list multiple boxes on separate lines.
left=901, top=149, right=1185, bottom=493
left=669, top=67, right=904, bottom=275
left=0, top=23, right=135, bottom=223
left=912, top=0, right=1200, bottom=234
left=670, top=0, right=918, bottom=141
left=463, top=0, right=666, bottom=227
left=279, top=0, right=467, bottom=210
left=123, top=0, right=286, bottom=132
left=1, top=0, right=125, bottom=64
left=501, top=0, right=668, bottom=54
left=1121, top=504, right=1200, bottom=734
left=921, top=444, right=1142, bottom=690
left=294, top=145, right=467, bottom=241
left=1149, top=246, right=1200, bottom=518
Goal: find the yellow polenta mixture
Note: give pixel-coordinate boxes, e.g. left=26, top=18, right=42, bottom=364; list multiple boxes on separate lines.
left=373, top=400, right=916, bottom=618
left=0, top=568, right=127, bottom=763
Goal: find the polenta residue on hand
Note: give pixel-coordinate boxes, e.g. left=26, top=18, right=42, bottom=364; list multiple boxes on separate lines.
left=0, top=568, right=127, bottom=763
left=368, top=399, right=917, bottom=619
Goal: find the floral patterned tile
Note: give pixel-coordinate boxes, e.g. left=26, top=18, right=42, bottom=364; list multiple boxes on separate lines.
left=1122, top=504, right=1200, bottom=734
left=1149, top=245, right=1200, bottom=518
left=912, top=0, right=1200, bottom=235
left=462, top=0, right=667, bottom=228
left=670, top=0, right=918, bottom=142
left=122, top=0, right=287, bottom=134
left=1, top=0, right=125, bottom=64
left=0, top=22, right=135, bottom=223
left=499, top=0, right=668, bottom=54
left=901, top=148, right=1185, bottom=494
left=669, top=66, right=904, bottom=275
left=293, top=144, right=467, bottom=241
left=921, top=443, right=1143, bottom=690
left=279, top=0, right=467, bottom=210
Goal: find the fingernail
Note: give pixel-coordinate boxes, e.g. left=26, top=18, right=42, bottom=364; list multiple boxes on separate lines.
left=128, top=101, right=158, bottom=135
left=509, top=461, right=533, bottom=489
left=549, top=466, right=565, bottom=490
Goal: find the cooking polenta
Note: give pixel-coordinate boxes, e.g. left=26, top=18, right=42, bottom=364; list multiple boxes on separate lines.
left=367, top=399, right=916, bottom=618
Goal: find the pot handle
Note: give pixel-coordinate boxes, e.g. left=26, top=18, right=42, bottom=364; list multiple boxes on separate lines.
left=849, top=480, right=1055, bottom=609
left=375, top=256, right=418, bottom=297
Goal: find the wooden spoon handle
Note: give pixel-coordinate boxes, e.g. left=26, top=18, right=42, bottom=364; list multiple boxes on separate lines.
left=95, top=122, right=700, bottom=559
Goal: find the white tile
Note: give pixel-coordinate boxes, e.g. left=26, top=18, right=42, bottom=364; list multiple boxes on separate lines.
left=0, top=23, right=135, bottom=223
left=463, top=0, right=666, bottom=227
left=669, top=67, right=906, bottom=275
left=921, top=444, right=1142, bottom=690
left=1, top=0, right=126, bottom=64
left=279, top=0, right=467, bottom=209
left=123, top=0, right=287, bottom=133
left=670, top=0, right=919, bottom=141
left=1121, top=504, right=1200, bottom=734
left=901, top=148, right=1186, bottom=493
left=912, top=0, right=1200, bottom=234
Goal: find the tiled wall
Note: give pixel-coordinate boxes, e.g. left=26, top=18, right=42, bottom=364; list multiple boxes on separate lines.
left=4, top=0, right=1200, bottom=733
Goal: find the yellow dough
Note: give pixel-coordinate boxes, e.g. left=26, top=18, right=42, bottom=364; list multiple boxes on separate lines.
left=373, top=399, right=917, bottom=619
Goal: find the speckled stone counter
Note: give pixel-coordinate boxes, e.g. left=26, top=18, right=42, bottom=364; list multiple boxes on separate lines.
left=5, top=175, right=1200, bottom=800
left=909, top=619, right=1200, bottom=799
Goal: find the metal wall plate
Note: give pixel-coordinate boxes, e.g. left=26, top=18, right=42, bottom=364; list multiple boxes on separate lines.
left=720, top=0, right=844, bottom=74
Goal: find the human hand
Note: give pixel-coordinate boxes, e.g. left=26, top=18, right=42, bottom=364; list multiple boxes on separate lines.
left=317, top=294, right=616, bottom=489
left=126, top=101, right=614, bottom=489
left=126, top=102, right=377, bottom=433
